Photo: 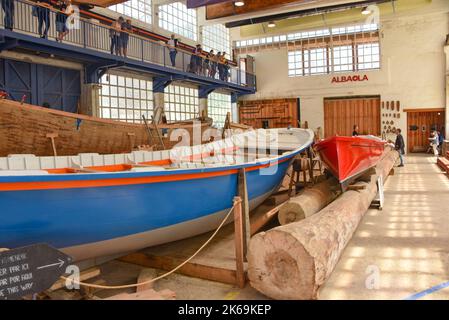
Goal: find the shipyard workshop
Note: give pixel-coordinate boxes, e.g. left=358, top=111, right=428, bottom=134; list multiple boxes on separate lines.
left=0, top=0, right=449, bottom=303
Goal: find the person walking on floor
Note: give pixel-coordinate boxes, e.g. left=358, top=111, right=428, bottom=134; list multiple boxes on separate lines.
left=395, top=128, right=405, bottom=167
left=1, top=0, right=14, bottom=31
left=110, top=17, right=123, bottom=55
left=35, top=0, right=52, bottom=39
left=167, top=34, right=178, bottom=67
left=120, top=18, right=132, bottom=57
left=429, top=131, right=439, bottom=156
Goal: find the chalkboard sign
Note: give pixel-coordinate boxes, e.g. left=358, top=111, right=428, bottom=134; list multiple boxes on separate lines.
left=0, top=244, right=73, bottom=300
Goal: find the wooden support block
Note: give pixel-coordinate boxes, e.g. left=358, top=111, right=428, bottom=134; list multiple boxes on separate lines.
left=136, top=268, right=158, bottom=292
left=48, top=267, right=101, bottom=292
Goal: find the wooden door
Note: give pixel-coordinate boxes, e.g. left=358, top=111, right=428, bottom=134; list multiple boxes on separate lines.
left=324, top=96, right=381, bottom=138
left=406, top=109, right=445, bottom=153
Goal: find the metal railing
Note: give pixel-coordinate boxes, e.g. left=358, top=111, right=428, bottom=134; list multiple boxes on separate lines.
left=0, top=0, right=256, bottom=89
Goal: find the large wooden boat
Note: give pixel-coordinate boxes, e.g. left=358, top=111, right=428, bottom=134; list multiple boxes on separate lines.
left=314, top=135, right=386, bottom=184
left=0, top=128, right=314, bottom=261
left=0, top=98, right=212, bottom=157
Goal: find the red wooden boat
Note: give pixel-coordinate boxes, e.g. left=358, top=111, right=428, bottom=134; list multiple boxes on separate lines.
left=315, top=136, right=386, bottom=184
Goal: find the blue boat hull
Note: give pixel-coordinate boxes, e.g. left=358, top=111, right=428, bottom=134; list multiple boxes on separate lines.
left=0, top=159, right=292, bottom=261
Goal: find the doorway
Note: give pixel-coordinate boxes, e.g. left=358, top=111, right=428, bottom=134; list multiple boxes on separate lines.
left=406, top=109, right=445, bottom=153
left=323, top=96, right=381, bottom=138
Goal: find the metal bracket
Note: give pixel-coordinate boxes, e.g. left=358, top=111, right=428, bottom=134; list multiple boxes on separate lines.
left=198, top=84, right=226, bottom=99
left=153, top=75, right=186, bottom=93
left=85, top=61, right=124, bottom=84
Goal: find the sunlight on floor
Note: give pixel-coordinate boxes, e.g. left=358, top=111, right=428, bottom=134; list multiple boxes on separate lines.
left=320, top=154, right=449, bottom=300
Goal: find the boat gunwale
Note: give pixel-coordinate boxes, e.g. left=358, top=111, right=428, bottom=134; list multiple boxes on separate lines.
left=0, top=129, right=315, bottom=184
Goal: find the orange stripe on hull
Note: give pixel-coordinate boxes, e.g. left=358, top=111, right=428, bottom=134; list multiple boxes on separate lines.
left=0, top=158, right=289, bottom=191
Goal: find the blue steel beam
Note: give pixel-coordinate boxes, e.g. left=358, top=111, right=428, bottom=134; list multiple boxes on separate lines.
left=0, top=37, right=18, bottom=52
left=0, top=28, right=256, bottom=95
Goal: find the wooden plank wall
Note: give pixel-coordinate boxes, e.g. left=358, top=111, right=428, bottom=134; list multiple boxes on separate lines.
left=407, top=110, right=445, bottom=153
left=238, top=98, right=298, bottom=129
left=324, top=96, right=381, bottom=138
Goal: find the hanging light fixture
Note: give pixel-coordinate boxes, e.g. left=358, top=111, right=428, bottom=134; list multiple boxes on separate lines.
left=267, top=21, right=276, bottom=28
left=234, top=1, right=245, bottom=6
left=361, top=6, right=372, bottom=15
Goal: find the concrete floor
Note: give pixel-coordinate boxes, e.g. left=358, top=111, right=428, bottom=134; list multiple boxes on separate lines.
left=320, top=154, right=449, bottom=300
left=94, top=154, right=449, bottom=300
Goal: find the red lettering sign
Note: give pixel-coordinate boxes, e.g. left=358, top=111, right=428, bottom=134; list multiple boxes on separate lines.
left=331, top=74, right=369, bottom=84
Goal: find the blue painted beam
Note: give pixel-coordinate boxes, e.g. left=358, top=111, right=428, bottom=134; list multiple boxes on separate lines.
left=0, top=37, right=18, bottom=52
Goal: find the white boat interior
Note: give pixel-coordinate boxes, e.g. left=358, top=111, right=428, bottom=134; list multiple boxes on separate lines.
left=0, top=128, right=314, bottom=174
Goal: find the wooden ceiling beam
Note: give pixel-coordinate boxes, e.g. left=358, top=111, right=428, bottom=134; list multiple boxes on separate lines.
left=206, top=0, right=310, bottom=20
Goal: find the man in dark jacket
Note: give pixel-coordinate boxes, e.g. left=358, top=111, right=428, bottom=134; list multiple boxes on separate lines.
left=395, top=128, right=405, bottom=167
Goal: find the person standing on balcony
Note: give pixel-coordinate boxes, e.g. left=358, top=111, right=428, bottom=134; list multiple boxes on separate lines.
left=36, top=0, right=52, bottom=39
left=208, top=50, right=216, bottom=78
left=204, top=50, right=213, bottom=77
left=221, top=52, right=230, bottom=81
left=120, top=18, right=132, bottom=57
left=109, top=16, right=123, bottom=55
left=211, top=51, right=219, bottom=78
left=216, top=52, right=223, bottom=80
left=167, top=34, right=178, bottom=67
left=1, top=0, right=14, bottom=31
left=55, top=0, right=71, bottom=42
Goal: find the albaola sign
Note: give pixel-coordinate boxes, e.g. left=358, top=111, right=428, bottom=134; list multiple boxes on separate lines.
left=331, top=74, right=369, bottom=83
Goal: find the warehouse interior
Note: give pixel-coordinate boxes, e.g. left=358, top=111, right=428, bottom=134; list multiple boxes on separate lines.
left=0, top=0, right=449, bottom=303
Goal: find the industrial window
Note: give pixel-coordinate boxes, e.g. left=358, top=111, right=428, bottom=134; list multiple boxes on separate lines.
left=235, top=23, right=378, bottom=48
left=99, top=74, right=154, bottom=123
left=308, top=48, right=327, bottom=75
left=109, top=0, right=152, bottom=25
left=288, top=51, right=303, bottom=77
left=288, top=42, right=379, bottom=77
left=164, top=85, right=199, bottom=122
left=357, top=43, right=380, bottom=70
left=332, top=45, right=353, bottom=72
left=159, top=2, right=197, bottom=41
left=289, top=49, right=327, bottom=76
left=208, top=92, right=232, bottom=128
left=202, top=24, right=231, bottom=59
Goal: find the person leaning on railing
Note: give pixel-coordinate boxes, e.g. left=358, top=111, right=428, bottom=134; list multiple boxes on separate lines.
left=1, top=0, right=14, bottom=31
left=55, top=0, right=73, bottom=43
left=109, top=16, right=123, bottom=56
left=33, top=0, right=52, bottom=39
left=167, top=34, right=179, bottom=67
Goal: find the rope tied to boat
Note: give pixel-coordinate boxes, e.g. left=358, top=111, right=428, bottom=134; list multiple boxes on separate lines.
left=59, top=203, right=237, bottom=290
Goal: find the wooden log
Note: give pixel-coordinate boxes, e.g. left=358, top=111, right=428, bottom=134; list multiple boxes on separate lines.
left=247, top=149, right=398, bottom=300
left=278, top=178, right=340, bottom=225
